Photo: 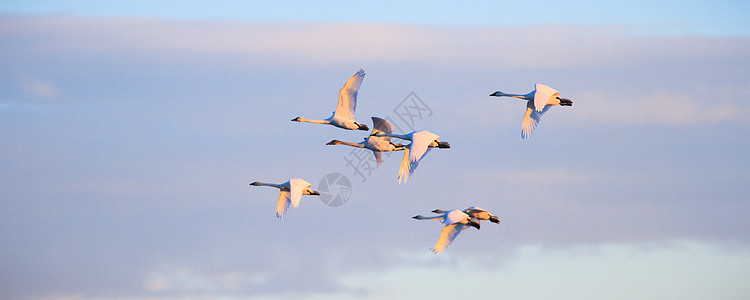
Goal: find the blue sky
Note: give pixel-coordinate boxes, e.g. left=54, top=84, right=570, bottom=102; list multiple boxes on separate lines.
left=3, top=0, right=750, bottom=35
left=1, top=1, right=749, bottom=300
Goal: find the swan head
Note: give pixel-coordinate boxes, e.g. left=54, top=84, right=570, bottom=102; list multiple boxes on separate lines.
left=489, top=215, right=501, bottom=224
left=468, top=219, right=481, bottom=230
left=559, top=97, right=573, bottom=106
left=431, top=209, right=448, bottom=214
left=412, top=215, right=424, bottom=219
left=326, top=140, right=341, bottom=145
left=489, top=91, right=504, bottom=97
left=306, top=189, right=320, bottom=196
left=356, top=122, right=369, bottom=131
left=249, top=181, right=261, bottom=186
left=436, top=141, right=451, bottom=149
left=291, top=117, right=301, bottom=122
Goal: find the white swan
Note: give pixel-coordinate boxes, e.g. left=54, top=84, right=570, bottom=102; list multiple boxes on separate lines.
left=433, top=206, right=500, bottom=224
left=377, top=130, right=450, bottom=183
left=249, top=179, right=320, bottom=220
left=326, top=117, right=405, bottom=167
left=291, top=69, right=370, bottom=131
left=413, top=209, right=481, bottom=254
left=490, top=84, right=572, bottom=139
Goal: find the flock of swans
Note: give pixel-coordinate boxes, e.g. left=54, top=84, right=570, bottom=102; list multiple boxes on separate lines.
left=251, top=69, right=573, bottom=253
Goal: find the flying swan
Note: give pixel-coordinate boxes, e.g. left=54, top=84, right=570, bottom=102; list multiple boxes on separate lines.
left=326, top=117, right=405, bottom=167
left=490, top=84, right=572, bottom=139
left=249, top=179, right=320, bottom=220
left=291, top=69, right=370, bottom=131
left=376, top=130, right=450, bottom=183
left=413, top=209, right=481, bottom=254
left=432, top=206, right=500, bottom=224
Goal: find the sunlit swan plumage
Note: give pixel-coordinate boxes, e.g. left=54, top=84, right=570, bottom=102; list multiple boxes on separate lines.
left=433, top=206, right=500, bottom=224
left=326, top=117, right=405, bottom=167
left=249, top=179, right=320, bottom=220
left=490, top=84, right=572, bottom=139
left=413, top=209, right=481, bottom=254
left=291, top=69, right=369, bottom=131
left=377, top=130, right=450, bottom=183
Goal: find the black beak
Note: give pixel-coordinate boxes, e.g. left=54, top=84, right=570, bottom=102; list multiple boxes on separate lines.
left=357, top=124, right=369, bottom=131
left=291, top=117, right=300, bottom=121
left=310, top=190, right=320, bottom=196
left=559, top=98, right=573, bottom=106
left=490, top=216, right=500, bottom=224
left=437, top=141, right=450, bottom=149
left=470, top=220, right=481, bottom=230
left=489, top=91, right=501, bottom=97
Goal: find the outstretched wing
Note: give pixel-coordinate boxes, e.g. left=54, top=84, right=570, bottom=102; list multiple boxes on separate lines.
left=443, top=210, right=470, bottom=225
left=289, top=179, right=312, bottom=208
left=397, top=146, right=410, bottom=183
left=334, top=69, right=365, bottom=119
left=367, top=117, right=394, bottom=156
left=431, top=223, right=467, bottom=254
left=521, top=101, right=550, bottom=139
left=370, top=117, right=395, bottom=137
left=396, top=130, right=439, bottom=183
left=408, top=131, right=439, bottom=162
left=276, top=190, right=291, bottom=219
left=372, top=150, right=383, bottom=167
left=533, top=84, right=559, bottom=112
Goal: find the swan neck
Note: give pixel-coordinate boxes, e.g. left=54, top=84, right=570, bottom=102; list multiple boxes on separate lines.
left=335, top=140, right=365, bottom=148
left=297, top=117, right=329, bottom=124
left=252, top=182, right=283, bottom=189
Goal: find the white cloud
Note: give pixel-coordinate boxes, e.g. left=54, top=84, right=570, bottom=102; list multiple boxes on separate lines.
left=338, top=240, right=750, bottom=300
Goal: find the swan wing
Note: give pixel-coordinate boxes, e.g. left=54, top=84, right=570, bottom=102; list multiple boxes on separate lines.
left=443, top=210, right=470, bottom=225
left=397, top=146, right=410, bottom=183
left=533, top=84, right=559, bottom=112
left=370, top=117, right=394, bottom=136
left=276, top=190, right=291, bottom=219
left=334, top=69, right=365, bottom=119
left=408, top=130, right=438, bottom=162
left=431, top=223, right=466, bottom=254
left=521, top=101, right=550, bottom=139
left=289, top=179, right=311, bottom=208
left=367, top=117, right=393, bottom=150
left=372, top=150, right=383, bottom=167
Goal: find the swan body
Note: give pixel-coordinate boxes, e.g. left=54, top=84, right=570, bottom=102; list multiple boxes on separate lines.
left=413, top=209, right=481, bottom=254
left=490, top=84, right=572, bottom=139
left=326, top=117, right=405, bottom=167
left=291, top=69, right=369, bottom=131
left=249, top=179, right=320, bottom=220
left=433, top=206, right=500, bottom=224
left=377, top=130, right=450, bottom=183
